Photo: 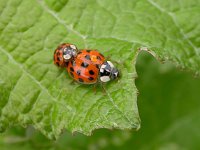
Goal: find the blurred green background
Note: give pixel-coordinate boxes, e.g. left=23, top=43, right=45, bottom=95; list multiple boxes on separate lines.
left=0, top=52, right=199, bottom=150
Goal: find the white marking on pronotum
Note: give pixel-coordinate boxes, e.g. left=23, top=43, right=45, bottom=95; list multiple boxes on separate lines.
left=105, top=69, right=110, bottom=72
left=107, top=61, right=114, bottom=68
left=114, top=72, right=118, bottom=77
left=70, top=44, right=76, bottom=49
left=100, top=68, right=104, bottom=72
left=101, top=64, right=106, bottom=69
left=100, top=76, right=110, bottom=82
left=63, top=54, right=71, bottom=60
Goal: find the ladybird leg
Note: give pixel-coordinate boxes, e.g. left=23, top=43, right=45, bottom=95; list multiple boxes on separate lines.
left=112, top=60, right=120, bottom=65
left=92, top=83, right=98, bottom=94
left=105, top=56, right=120, bottom=64
left=105, top=56, right=121, bottom=65
left=105, top=55, right=111, bottom=60
left=92, top=81, right=101, bottom=94
left=70, top=79, right=76, bottom=85
left=100, top=82, right=107, bottom=95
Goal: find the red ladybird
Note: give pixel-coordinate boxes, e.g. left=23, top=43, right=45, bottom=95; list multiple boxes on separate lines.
left=66, top=49, right=119, bottom=84
left=54, top=43, right=78, bottom=67
left=66, top=49, right=105, bottom=84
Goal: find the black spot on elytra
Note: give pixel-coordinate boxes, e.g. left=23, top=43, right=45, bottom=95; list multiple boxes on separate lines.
left=78, top=78, right=84, bottom=83
left=97, top=56, right=101, bottom=60
left=57, top=52, right=60, bottom=56
left=86, top=50, right=91, bottom=53
left=70, top=72, right=74, bottom=78
left=57, top=57, right=61, bottom=61
left=96, top=64, right=100, bottom=69
left=88, top=77, right=94, bottom=81
left=65, top=62, right=69, bottom=66
left=70, top=67, right=74, bottom=72
left=81, top=62, right=89, bottom=68
left=77, top=70, right=81, bottom=75
left=85, top=55, right=91, bottom=60
left=89, top=70, right=95, bottom=75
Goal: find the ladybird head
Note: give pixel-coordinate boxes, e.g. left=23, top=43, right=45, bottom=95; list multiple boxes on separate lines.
left=62, top=44, right=78, bottom=62
left=99, top=61, right=119, bottom=83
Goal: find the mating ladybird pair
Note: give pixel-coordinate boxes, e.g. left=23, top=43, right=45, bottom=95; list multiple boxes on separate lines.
left=54, top=43, right=119, bottom=84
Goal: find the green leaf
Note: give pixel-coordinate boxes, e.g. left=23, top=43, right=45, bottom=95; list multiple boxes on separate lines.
left=1, top=53, right=200, bottom=150
left=0, top=0, right=199, bottom=139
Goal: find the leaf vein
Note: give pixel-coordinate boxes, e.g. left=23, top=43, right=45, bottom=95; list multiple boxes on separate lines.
left=0, top=46, right=71, bottom=111
left=148, top=0, right=199, bottom=54
left=36, top=0, right=88, bottom=47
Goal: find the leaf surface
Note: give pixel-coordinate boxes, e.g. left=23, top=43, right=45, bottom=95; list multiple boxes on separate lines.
left=0, top=0, right=199, bottom=139
left=1, top=53, right=200, bottom=150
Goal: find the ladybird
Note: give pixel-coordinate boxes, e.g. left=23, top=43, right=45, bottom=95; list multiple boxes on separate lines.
left=54, top=43, right=78, bottom=67
left=66, top=49, right=119, bottom=84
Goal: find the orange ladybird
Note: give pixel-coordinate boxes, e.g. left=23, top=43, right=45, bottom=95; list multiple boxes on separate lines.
left=54, top=43, right=78, bottom=67
left=66, top=49, right=105, bottom=84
